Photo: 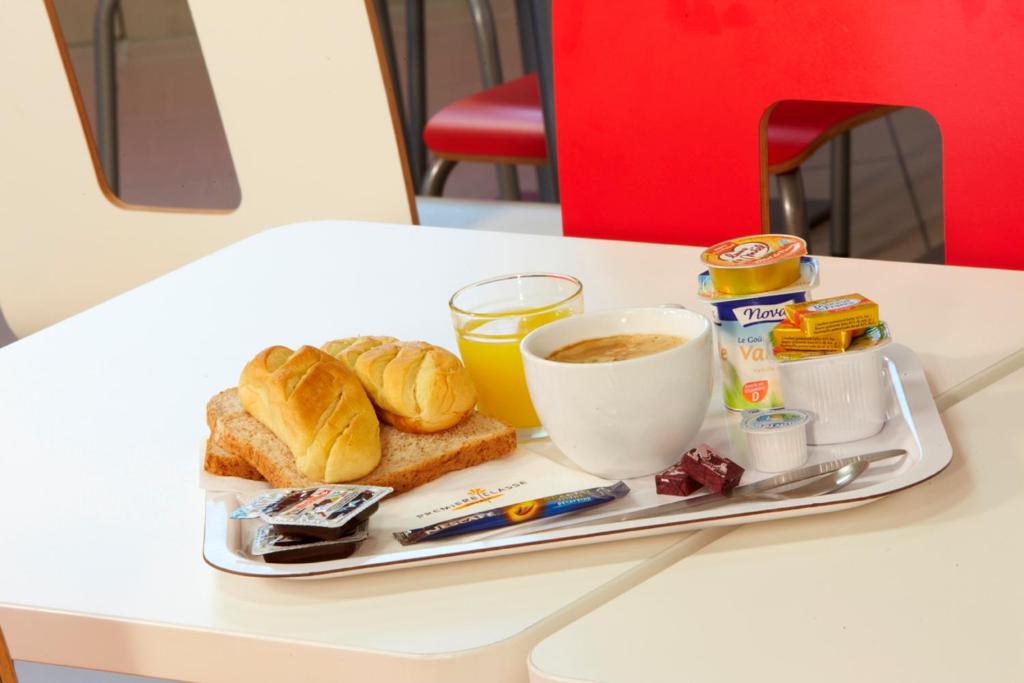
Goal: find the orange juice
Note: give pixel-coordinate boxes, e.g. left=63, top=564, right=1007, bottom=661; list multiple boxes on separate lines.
left=456, top=307, right=573, bottom=428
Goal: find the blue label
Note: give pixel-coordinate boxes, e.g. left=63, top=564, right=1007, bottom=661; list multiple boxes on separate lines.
left=711, top=291, right=808, bottom=326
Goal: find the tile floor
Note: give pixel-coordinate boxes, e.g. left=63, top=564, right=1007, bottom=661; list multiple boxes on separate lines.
left=9, top=3, right=944, bottom=679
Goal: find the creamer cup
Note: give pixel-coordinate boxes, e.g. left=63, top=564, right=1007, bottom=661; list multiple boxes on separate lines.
left=741, top=409, right=811, bottom=472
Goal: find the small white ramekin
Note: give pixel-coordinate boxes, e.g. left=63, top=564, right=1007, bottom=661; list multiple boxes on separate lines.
left=777, top=341, right=890, bottom=445
left=741, top=409, right=811, bottom=472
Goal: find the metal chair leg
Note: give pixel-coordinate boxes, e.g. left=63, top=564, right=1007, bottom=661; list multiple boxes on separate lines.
left=422, top=158, right=458, bottom=196
left=524, top=0, right=558, bottom=202
left=829, top=132, right=852, bottom=257
left=466, top=0, right=520, bottom=200
left=406, top=0, right=427, bottom=187
left=94, top=0, right=121, bottom=194
left=777, top=168, right=810, bottom=239
left=885, top=114, right=932, bottom=250
left=371, top=0, right=411, bottom=164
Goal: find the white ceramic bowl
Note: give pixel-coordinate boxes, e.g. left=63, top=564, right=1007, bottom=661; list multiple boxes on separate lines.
left=520, top=307, right=713, bottom=479
left=777, top=342, right=890, bottom=445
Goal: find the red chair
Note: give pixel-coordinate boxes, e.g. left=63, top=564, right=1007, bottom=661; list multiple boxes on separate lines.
left=553, top=0, right=1024, bottom=270
left=422, top=73, right=546, bottom=197
left=424, top=71, right=894, bottom=255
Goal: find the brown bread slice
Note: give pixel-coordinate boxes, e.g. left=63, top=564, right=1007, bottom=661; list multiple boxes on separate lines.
left=211, top=389, right=516, bottom=493
left=206, top=388, right=245, bottom=431
left=363, top=413, right=517, bottom=493
left=204, top=437, right=264, bottom=480
left=204, top=388, right=265, bottom=481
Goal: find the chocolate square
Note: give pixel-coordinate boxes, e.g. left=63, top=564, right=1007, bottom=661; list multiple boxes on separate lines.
left=679, top=444, right=744, bottom=493
left=654, top=463, right=703, bottom=497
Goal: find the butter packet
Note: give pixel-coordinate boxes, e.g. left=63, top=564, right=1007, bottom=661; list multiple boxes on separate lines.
left=784, top=293, right=879, bottom=335
left=774, top=322, right=891, bottom=362
left=770, top=320, right=853, bottom=353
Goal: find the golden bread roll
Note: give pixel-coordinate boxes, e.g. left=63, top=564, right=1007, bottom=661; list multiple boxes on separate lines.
left=239, top=345, right=381, bottom=482
left=322, top=337, right=477, bottom=433
left=322, top=336, right=397, bottom=368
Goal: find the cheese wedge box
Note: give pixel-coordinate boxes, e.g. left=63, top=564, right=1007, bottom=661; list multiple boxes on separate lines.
left=784, top=293, right=879, bottom=335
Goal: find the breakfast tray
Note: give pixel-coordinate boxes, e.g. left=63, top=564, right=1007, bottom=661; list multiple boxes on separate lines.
left=202, top=344, right=951, bottom=578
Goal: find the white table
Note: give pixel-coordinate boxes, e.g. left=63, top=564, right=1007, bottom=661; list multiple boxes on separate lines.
left=2, top=221, right=1020, bottom=682
left=529, top=368, right=1024, bottom=681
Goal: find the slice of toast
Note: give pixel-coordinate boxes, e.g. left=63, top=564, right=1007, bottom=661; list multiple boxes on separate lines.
left=204, top=389, right=264, bottom=481
left=204, top=437, right=265, bottom=480
left=207, top=387, right=244, bottom=431
left=207, top=388, right=516, bottom=494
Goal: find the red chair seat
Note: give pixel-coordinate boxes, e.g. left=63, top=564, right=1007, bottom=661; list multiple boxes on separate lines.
left=766, top=101, right=894, bottom=173
left=424, top=74, right=547, bottom=162
left=426, top=76, right=888, bottom=174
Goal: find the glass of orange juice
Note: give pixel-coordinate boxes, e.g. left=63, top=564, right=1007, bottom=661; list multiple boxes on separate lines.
left=450, top=273, right=583, bottom=438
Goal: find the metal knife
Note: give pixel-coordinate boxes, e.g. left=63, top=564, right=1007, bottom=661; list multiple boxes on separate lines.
left=555, top=448, right=907, bottom=530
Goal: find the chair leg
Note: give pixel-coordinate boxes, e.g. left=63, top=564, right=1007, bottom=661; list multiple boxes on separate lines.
left=465, top=0, right=521, bottom=200
left=94, top=0, right=121, bottom=195
left=829, top=132, right=852, bottom=257
left=422, top=158, right=458, bottom=196
left=776, top=169, right=810, bottom=239
left=885, top=114, right=931, bottom=251
left=406, top=0, right=427, bottom=186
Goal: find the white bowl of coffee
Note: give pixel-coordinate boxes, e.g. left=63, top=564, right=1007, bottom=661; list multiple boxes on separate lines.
left=521, top=307, right=712, bottom=479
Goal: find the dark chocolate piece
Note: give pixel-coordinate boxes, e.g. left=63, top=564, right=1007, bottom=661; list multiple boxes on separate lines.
left=679, top=444, right=744, bottom=493
left=654, top=463, right=703, bottom=497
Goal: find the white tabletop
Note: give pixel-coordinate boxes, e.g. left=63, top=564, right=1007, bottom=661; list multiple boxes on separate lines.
left=2, top=221, right=1021, bottom=682
left=528, top=368, right=1024, bottom=682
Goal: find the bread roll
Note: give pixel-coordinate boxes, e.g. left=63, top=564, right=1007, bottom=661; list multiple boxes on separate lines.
left=322, top=337, right=477, bottom=433
left=210, top=388, right=517, bottom=493
left=238, top=345, right=381, bottom=482
left=322, top=336, right=397, bottom=368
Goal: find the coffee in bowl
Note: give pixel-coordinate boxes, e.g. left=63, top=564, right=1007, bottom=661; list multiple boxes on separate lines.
left=521, top=307, right=713, bottom=479
left=547, top=334, right=686, bottom=363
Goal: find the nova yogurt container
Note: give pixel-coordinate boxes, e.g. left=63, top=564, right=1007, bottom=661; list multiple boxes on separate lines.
left=741, top=409, right=811, bottom=472
left=699, top=256, right=819, bottom=411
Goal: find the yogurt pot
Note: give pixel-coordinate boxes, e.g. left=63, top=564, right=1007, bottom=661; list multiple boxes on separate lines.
left=741, top=409, right=811, bottom=472
left=776, top=332, right=891, bottom=445
left=699, top=256, right=819, bottom=411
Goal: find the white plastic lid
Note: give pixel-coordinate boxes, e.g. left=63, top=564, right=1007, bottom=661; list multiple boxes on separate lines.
left=741, top=409, right=811, bottom=433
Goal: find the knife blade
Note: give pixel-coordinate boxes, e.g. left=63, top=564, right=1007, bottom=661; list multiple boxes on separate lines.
left=555, top=448, right=907, bottom=531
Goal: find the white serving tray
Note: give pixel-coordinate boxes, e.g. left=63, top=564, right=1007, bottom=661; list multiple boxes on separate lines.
left=203, top=344, right=951, bottom=578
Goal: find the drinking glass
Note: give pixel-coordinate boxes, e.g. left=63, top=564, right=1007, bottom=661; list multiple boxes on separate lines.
left=449, top=273, right=584, bottom=438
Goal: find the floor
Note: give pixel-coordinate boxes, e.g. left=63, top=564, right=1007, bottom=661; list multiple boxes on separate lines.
left=11, top=3, right=943, bottom=678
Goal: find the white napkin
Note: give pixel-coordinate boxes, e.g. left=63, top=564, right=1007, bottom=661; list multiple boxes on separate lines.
left=372, top=445, right=614, bottom=536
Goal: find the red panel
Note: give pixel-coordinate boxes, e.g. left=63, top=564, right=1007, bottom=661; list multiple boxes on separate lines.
left=424, top=74, right=546, bottom=161
left=554, top=0, right=1024, bottom=269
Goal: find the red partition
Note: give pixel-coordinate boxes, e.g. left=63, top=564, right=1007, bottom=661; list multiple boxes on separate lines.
left=553, top=0, right=1024, bottom=269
